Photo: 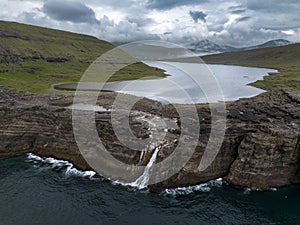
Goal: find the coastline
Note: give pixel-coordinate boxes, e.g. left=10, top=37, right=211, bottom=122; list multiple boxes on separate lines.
left=0, top=84, right=299, bottom=192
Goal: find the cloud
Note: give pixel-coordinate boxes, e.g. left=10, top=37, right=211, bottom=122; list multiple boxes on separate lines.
left=211, top=21, right=288, bottom=47
left=102, top=20, right=160, bottom=43
left=236, top=16, right=251, bottom=23
left=245, top=0, right=300, bottom=11
left=146, top=0, right=208, bottom=10
left=127, top=17, right=154, bottom=27
left=1, top=0, right=300, bottom=47
left=17, top=9, right=159, bottom=44
left=231, top=9, right=246, bottom=14
left=42, top=0, right=99, bottom=24
left=189, top=11, right=207, bottom=23
left=228, top=5, right=246, bottom=14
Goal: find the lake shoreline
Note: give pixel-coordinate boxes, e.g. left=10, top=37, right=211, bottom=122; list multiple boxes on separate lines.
left=51, top=62, right=278, bottom=105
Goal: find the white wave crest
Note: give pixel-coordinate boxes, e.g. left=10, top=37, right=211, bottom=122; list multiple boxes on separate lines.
left=163, top=178, right=223, bottom=196
left=27, top=153, right=96, bottom=179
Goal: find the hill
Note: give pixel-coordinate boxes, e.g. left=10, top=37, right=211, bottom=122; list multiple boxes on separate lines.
left=189, top=39, right=291, bottom=54
left=203, top=43, right=300, bottom=91
left=188, top=39, right=237, bottom=54
left=242, top=39, right=291, bottom=51
left=0, top=21, right=165, bottom=93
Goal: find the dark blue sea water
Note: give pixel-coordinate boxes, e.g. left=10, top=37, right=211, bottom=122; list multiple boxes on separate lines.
left=0, top=155, right=299, bottom=225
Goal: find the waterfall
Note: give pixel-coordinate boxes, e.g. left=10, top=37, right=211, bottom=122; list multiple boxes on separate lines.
left=130, top=148, right=160, bottom=189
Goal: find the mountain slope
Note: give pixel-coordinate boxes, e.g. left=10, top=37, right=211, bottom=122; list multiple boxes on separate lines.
left=189, top=39, right=292, bottom=54
left=203, top=43, right=300, bottom=91
left=188, top=39, right=238, bottom=53
left=242, top=39, right=292, bottom=51
left=0, top=21, right=165, bottom=93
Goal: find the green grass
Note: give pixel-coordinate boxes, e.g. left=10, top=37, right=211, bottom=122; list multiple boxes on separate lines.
left=0, top=20, right=165, bottom=93
left=203, top=44, right=300, bottom=91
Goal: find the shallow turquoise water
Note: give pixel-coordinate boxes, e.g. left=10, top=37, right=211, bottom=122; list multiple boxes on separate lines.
left=0, top=156, right=299, bottom=225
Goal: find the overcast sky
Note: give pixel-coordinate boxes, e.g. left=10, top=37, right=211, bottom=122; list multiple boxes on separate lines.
left=1, top=0, right=300, bottom=47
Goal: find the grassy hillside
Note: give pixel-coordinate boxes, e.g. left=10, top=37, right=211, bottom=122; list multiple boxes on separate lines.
left=203, top=44, right=300, bottom=91
left=0, top=21, right=165, bottom=93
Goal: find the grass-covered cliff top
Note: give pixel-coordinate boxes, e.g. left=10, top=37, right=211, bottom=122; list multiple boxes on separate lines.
left=0, top=21, right=165, bottom=93
left=203, top=43, right=300, bottom=91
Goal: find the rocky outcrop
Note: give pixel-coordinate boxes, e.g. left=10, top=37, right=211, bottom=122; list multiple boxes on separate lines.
left=226, top=131, right=299, bottom=189
left=0, top=85, right=299, bottom=192
left=224, top=91, right=300, bottom=190
left=149, top=91, right=300, bottom=191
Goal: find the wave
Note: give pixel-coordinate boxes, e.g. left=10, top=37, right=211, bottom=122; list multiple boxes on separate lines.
left=24, top=155, right=280, bottom=196
left=243, top=187, right=277, bottom=195
left=27, top=153, right=96, bottom=179
left=162, top=178, right=223, bottom=196
left=26, top=153, right=227, bottom=195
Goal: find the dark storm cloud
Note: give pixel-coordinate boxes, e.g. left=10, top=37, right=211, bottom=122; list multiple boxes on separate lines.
left=147, top=0, right=209, bottom=10
left=189, top=11, right=207, bottom=23
left=42, top=0, right=99, bottom=24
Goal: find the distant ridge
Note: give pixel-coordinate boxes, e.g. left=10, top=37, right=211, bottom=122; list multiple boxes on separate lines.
left=189, top=39, right=292, bottom=54
left=242, top=39, right=292, bottom=51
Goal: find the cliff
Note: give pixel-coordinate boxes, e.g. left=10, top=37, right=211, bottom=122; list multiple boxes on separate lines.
left=0, top=85, right=299, bottom=192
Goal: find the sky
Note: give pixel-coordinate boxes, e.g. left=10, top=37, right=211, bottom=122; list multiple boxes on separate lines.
left=1, top=0, right=300, bottom=47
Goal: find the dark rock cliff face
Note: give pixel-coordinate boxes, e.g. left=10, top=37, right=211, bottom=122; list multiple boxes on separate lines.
left=224, top=91, right=300, bottom=190
left=0, top=85, right=299, bottom=191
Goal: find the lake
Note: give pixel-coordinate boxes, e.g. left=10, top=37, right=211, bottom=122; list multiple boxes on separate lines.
left=54, top=61, right=278, bottom=104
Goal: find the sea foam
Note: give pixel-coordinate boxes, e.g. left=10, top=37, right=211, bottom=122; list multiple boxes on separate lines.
left=27, top=153, right=225, bottom=195
left=27, top=153, right=96, bottom=179
left=163, top=178, right=223, bottom=196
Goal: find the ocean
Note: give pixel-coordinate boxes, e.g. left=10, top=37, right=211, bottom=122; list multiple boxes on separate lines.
left=0, top=155, right=299, bottom=225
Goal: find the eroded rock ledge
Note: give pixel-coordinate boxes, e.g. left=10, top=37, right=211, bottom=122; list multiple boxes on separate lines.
left=0, top=85, right=299, bottom=192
